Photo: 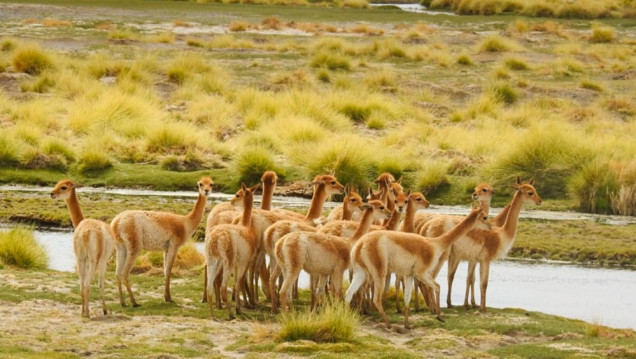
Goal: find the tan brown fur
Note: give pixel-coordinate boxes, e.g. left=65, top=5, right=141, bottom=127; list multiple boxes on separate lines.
left=327, top=184, right=364, bottom=221
left=273, top=200, right=392, bottom=313
left=111, top=177, right=213, bottom=307
left=435, top=179, right=542, bottom=311
left=205, top=183, right=260, bottom=319
left=345, top=205, right=486, bottom=329
left=51, top=180, right=115, bottom=318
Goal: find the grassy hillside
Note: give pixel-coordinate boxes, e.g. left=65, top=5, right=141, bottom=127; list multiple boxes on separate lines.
left=0, top=0, right=634, bottom=215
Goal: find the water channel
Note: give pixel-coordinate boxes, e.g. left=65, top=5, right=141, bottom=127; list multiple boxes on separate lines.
left=2, top=185, right=635, bottom=330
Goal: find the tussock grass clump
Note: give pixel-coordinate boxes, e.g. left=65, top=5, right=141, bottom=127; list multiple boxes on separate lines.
left=364, top=66, right=396, bottom=90
left=489, top=82, right=519, bottom=104
left=456, top=53, right=473, bottom=66
left=277, top=302, right=359, bottom=343
left=504, top=56, right=529, bottom=71
left=339, top=0, right=369, bottom=9
left=589, top=24, right=616, bottom=43
left=185, top=37, right=205, bottom=47
left=43, top=139, right=75, bottom=163
left=20, top=74, right=55, bottom=93
left=310, top=50, right=351, bottom=71
left=0, top=132, right=20, bottom=167
left=12, top=44, right=53, bottom=75
left=0, top=227, right=48, bottom=270
left=108, top=29, right=135, bottom=41
left=235, top=145, right=283, bottom=186
left=477, top=35, right=521, bottom=53
left=228, top=20, right=250, bottom=32
left=146, top=32, right=175, bottom=44
left=568, top=159, right=619, bottom=214
left=409, top=159, right=451, bottom=197
left=1, top=37, right=17, bottom=52
left=146, top=122, right=200, bottom=153
left=580, top=80, right=604, bottom=92
left=305, top=136, right=375, bottom=193
left=484, top=123, right=589, bottom=199
left=77, top=147, right=113, bottom=173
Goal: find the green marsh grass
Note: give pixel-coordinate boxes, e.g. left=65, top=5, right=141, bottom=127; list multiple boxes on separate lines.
left=0, top=227, right=48, bottom=270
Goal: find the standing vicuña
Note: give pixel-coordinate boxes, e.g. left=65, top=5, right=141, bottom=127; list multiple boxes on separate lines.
left=345, top=205, right=487, bottom=329
left=205, top=182, right=261, bottom=319
left=423, top=178, right=541, bottom=312
left=111, top=176, right=213, bottom=307
left=51, top=180, right=116, bottom=318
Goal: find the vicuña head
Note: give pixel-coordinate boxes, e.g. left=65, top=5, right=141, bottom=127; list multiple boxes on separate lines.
left=50, top=179, right=78, bottom=200
left=513, top=177, right=542, bottom=206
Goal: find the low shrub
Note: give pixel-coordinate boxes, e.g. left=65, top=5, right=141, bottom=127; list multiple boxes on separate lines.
left=12, top=45, right=53, bottom=75
left=277, top=301, right=359, bottom=343
left=0, top=227, right=48, bottom=270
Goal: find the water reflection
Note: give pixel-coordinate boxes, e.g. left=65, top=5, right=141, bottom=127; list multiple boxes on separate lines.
left=32, top=229, right=636, bottom=330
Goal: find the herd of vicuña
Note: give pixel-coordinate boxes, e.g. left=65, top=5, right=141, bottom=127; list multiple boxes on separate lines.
left=50, top=170, right=541, bottom=329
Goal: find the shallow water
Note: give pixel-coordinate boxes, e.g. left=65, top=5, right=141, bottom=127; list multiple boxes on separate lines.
left=3, top=184, right=635, bottom=225
left=32, top=229, right=636, bottom=330
left=370, top=3, right=457, bottom=16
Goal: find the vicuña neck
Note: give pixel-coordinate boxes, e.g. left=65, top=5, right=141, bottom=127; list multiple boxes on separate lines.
left=342, top=202, right=354, bottom=221
left=65, top=188, right=85, bottom=229
left=492, top=202, right=512, bottom=227
left=350, top=208, right=376, bottom=240
left=304, top=184, right=328, bottom=223
left=187, top=193, right=208, bottom=229
left=242, top=197, right=254, bottom=228
left=384, top=209, right=401, bottom=231
left=501, top=190, right=524, bottom=239
left=437, top=209, right=480, bottom=250
left=260, top=182, right=274, bottom=210
left=401, top=202, right=418, bottom=233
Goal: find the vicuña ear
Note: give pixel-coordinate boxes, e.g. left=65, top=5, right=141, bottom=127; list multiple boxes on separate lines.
left=516, top=176, right=522, bottom=185
left=344, top=183, right=350, bottom=195
left=241, top=182, right=248, bottom=192
left=405, top=190, right=411, bottom=197
left=359, top=204, right=371, bottom=211
left=529, top=179, right=535, bottom=186
left=395, top=176, right=403, bottom=185
left=249, top=183, right=262, bottom=193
